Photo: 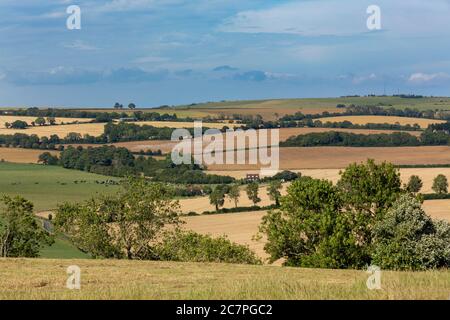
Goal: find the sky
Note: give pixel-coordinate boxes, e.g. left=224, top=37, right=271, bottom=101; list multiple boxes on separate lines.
left=0, top=0, right=450, bottom=108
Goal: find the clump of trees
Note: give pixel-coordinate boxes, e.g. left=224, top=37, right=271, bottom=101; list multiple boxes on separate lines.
left=0, top=195, right=53, bottom=257
left=259, top=160, right=450, bottom=270
left=54, top=177, right=259, bottom=264
left=53, top=145, right=234, bottom=184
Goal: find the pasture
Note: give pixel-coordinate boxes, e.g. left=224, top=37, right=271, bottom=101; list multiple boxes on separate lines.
left=1, top=258, right=449, bottom=299
left=0, top=162, right=120, bottom=212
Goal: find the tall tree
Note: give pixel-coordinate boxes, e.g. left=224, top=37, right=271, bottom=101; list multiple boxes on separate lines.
left=406, top=175, right=423, bottom=194
left=267, top=180, right=282, bottom=206
left=227, top=184, right=240, bottom=208
left=128, top=103, right=136, bottom=110
left=209, top=186, right=225, bottom=212
left=246, top=182, right=261, bottom=206
left=432, top=174, right=448, bottom=194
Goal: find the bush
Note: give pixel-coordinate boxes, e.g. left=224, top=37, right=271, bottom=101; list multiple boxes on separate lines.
left=371, top=194, right=450, bottom=270
left=154, top=230, right=261, bottom=265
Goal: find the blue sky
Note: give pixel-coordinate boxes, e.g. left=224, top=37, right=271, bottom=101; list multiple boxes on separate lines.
left=1, top=0, right=450, bottom=107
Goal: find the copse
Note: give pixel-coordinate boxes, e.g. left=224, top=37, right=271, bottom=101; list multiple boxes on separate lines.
left=261, top=160, right=406, bottom=269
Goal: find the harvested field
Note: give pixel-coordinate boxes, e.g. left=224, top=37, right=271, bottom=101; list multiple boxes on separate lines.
left=0, top=147, right=59, bottom=163
left=423, top=200, right=450, bottom=221
left=0, top=122, right=106, bottom=138
left=208, top=146, right=450, bottom=171
left=132, top=121, right=237, bottom=129
left=183, top=211, right=268, bottom=261
left=208, top=168, right=450, bottom=194
left=105, top=127, right=421, bottom=154
left=317, top=115, right=445, bottom=128
left=2, top=258, right=450, bottom=299
left=0, top=116, right=90, bottom=128
left=182, top=200, right=450, bottom=261
left=179, top=184, right=286, bottom=214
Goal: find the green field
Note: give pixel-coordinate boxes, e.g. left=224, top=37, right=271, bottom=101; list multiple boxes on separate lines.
left=0, top=162, right=120, bottom=212
left=40, top=237, right=90, bottom=259
left=0, top=258, right=449, bottom=299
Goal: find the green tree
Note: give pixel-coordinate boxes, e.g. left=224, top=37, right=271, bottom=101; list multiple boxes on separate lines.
left=227, top=184, right=240, bottom=208
left=128, top=103, right=136, bottom=110
left=246, top=182, right=261, bottom=206
left=260, top=178, right=359, bottom=268
left=4, top=122, right=10, bottom=129
left=46, top=117, right=56, bottom=125
left=337, top=159, right=402, bottom=262
left=267, top=180, right=282, bottom=206
left=54, top=177, right=180, bottom=259
left=209, top=185, right=225, bottom=212
left=38, top=152, right=59, bottom=165
left=35, top=117, right=46, bottom=126
left=0, top=195, right=53, bottom=257
left=10, top=120, right=28, bottom=129
left=406, top=175, right=423, bottom=193
left=372, top=194, right=450, bottom=270
left=432, top=174, right=448, bottom=194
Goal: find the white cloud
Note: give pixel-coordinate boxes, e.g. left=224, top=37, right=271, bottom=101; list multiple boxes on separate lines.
left=408, top=72, right=450, bottom=84
left=219, top=0, right=450, bottom=37
left=63, top=40, right=98, bottom=51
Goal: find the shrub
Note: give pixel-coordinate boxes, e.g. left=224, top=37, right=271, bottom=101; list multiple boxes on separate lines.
left=153, top=230, right=261, bottom=265
left=371, top=194, right=450, bottom=270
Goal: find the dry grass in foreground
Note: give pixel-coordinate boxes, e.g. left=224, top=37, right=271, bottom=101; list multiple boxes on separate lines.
left=0, top=258, right=449, bottom=300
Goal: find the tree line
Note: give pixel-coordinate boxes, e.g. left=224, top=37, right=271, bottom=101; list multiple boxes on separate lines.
left=41, top=145, right=234, bottom=184
left=281, top=131, right=450, bottom=148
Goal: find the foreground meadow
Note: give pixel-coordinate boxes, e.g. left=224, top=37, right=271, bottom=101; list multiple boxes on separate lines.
left=0, top=258, right=449, bottom=300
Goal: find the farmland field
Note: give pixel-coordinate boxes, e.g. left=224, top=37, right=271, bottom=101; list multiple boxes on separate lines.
left=1, top=258, right=449, bottom=299
left=182, top=199, right=450, bottom=261
left=156, top=96, right=450, bottom=120
left=0, top=116, right=90, bottom=128
left=317, top=115, right=446, bottom=128
left=208, top=146, right=450, bottom=170
left=102, top=127, right=422, bottom=154
left=0, top=162, right=120, bottom=212
left=0, top=147, right=59, bottom=163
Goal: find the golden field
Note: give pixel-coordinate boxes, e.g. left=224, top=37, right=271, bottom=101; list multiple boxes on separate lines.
left=317, top=115, right=446, bottom=128
left=208, top=146, right=450, bottom=171
left=0, top=116, right=90, bottom=128
left=1, top=258, right=449, bottom=299
left=0, top=148, right=59, bottom=163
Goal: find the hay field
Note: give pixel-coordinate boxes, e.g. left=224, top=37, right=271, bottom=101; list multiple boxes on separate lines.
left=182, top=200, right=449, bottom=262
left=108, top=127, right=421, bottom=154
left=1, top=258, right=450, bottom=299
left=183, top=211, right=268, bottom=260
left=317, top=115, right=445, bottom=128
left=0, top=147, right=59, bottom=163
left=0, top=122, right=106, bottom=138
left=0, top=116, right=90, bottom=128
left=208, top=168, right=450, bottom=194
left=208, top=146, right=450, bottom=171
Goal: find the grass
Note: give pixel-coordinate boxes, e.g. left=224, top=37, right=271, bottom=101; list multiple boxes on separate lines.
left=0, top=258, right=449, bottom=299
left=39, top=237, right=91, bottom=260
left=0, top=162, right=120, bottom=212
